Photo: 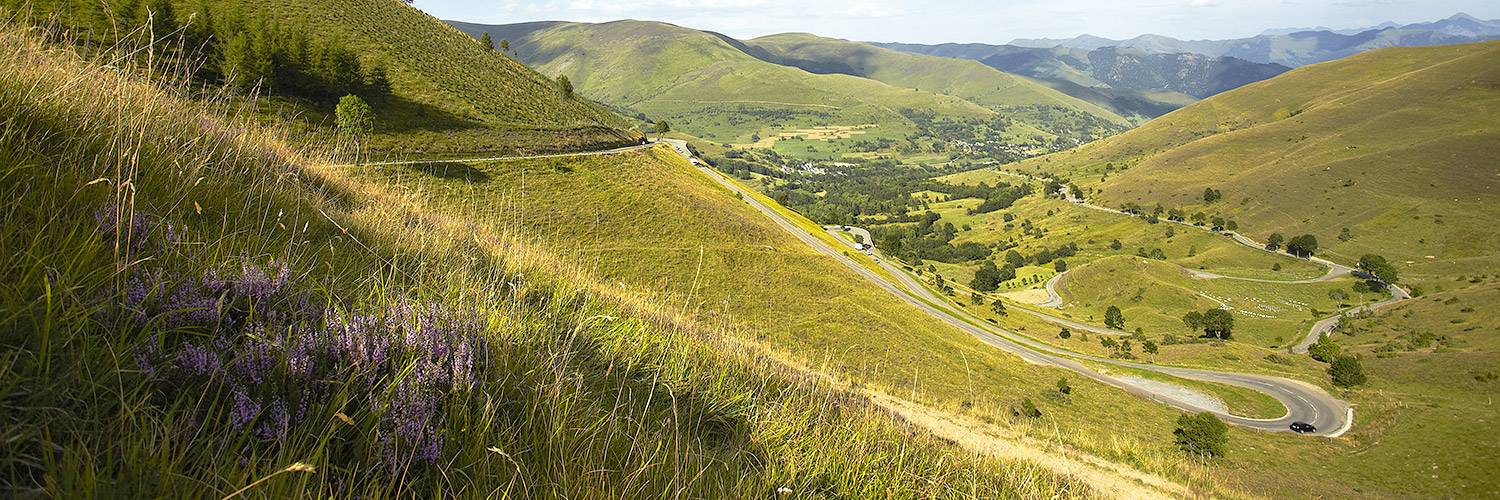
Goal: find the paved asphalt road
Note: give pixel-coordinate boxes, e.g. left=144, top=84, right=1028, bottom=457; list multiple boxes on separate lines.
left=664, top=140, right=1353, bottom=437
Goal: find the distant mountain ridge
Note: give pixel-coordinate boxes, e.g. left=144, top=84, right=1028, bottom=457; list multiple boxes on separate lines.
left=872, top=42, right=1286, bottom=121
left=1003, top=13, right=1500, bottom=67
left=446, top=19, right=1128, bottom=152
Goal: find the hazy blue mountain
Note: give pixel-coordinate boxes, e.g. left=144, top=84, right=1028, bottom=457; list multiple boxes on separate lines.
left=871, top=42, right=1287, bottom=120
left=1001, top=13, right=1500, bottom=67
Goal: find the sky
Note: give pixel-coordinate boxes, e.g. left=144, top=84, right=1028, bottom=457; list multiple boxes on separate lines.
left=415, top=0, right=1500, bottom=44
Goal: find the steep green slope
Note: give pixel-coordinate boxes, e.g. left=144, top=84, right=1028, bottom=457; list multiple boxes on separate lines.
left=1015, top=41, right=1500, bottom=285
left=4, top=0, right=640, bottom=154
left=0, top=23, right=1086, bottom=498
left=746, top=33, right=1128, bottom=127
left=453, top=20, right=993, bottom=144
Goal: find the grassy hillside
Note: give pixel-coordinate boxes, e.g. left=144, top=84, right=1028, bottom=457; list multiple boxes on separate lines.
left=1013, top=41, right=1500, bottom=287
left=0, top=23, right=1100, bottom=497
left=746, top=33, right=1128, bottom=127
left=976, top=41, right=1500, bottom=497
left=458, top=20, right=988, bottom=143
left=3, top=0, right=640, bottom=155
left=345, top=144, right=1353, bottom=496
left=450, top=20, right=1127, bottom=162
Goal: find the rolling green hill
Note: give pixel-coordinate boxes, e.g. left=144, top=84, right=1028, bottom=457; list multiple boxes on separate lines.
left=453, top=20, right=988, bottom=142
left=449, top=20, right=1125, bottom=160
left=3, top=0, right=641, bottom=154
left=745, top=33, right=1128, bottom=126
left=1013, top=40, right=1500, bottom=287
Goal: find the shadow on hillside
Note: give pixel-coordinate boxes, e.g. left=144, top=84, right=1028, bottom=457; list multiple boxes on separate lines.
left=377, top=94, right=485, bottom=133
left=407, top=162, right=491, bottom=183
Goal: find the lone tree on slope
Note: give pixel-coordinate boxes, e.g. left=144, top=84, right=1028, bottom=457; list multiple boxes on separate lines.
left=1286, top=234, right=1319, bottom=257
left=1174, top=412, right=1228, bottom=457
left=479, top=32, right=493, bottom=51
left=1104, top=305, right=1126, bottom=329
left=1265, top=233, right=1285, bottom=252
left=1200, top=309, right=1234, bottom=340
left=335, top=94, right=375, bottom=164
left=1358, top=254, right=1399, bottom=284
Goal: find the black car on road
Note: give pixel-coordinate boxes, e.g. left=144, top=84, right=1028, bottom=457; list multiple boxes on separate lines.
left=1290, top=421, right=1317, bottom=433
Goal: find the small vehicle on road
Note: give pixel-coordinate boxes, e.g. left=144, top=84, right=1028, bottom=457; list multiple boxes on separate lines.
left=1289, top=421, right=1317, bottom=433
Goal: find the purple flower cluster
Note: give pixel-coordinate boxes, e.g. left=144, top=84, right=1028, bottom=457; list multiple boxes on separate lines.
left=94, top=203, right=154, bottom=251
left=103, top=204, right=492, bottom=474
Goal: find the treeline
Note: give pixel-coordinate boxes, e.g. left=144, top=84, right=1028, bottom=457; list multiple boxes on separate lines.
left=712, top=149, right=964, bottom=226
left=875, top=212, right=992, bottom=264
left=1120, top=202, right=1240, bottom=231
left=943, top=182, right=1034, bottom=215
left=8, top=0, right=392, bottom=106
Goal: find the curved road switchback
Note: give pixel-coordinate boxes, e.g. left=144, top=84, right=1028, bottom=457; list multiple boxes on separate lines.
left=666, top=140, right=1352, bottom=437
left=1049, top=189, right=1412, bottom=354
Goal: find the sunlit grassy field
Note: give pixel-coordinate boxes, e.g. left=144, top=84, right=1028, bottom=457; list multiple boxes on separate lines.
left=1056, top=255, right=1386, bottom=347
left=347, top=145, right=1326, bottom=496
left=0, top=23, right=1097, bottom=498
left=1007, top=41, right=1500, bottom=291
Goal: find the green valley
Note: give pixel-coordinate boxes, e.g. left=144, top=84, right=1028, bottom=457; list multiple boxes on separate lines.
left=3, top=1, right=1499, bottom=498
left=450, top=20, right=1126, bottom=163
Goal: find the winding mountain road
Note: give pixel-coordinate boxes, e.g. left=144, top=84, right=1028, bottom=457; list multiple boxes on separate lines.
left=368, top=140, right=1369, bottom=437
left=1046, top=187, right=1413, bottom=353
left=662, top=140, right=1353, bottom=437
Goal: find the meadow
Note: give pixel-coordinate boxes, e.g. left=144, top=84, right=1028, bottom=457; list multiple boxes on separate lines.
left=0, top=23, right=1093, bottom=498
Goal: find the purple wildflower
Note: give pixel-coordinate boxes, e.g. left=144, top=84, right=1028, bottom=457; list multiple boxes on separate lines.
left=235, top=260, right=291, bottom=304
left=234, top=337, right=276, bottom=386
left=255, top=398, right=290, bottom=441
left=176, top=343, right=220, bottom=377
left=416, top=432, right=444, bottom=463
left=163, top=282, right=221, bottom=330
left=230, top=387, right=260, bottom=430
left=134, top=351, right=155, bottom=377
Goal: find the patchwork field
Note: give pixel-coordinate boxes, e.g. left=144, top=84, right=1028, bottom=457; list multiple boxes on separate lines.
left=731, top=124, right=875, bottom=149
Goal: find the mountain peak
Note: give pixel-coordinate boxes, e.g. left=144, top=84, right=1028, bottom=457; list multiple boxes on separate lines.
left=1447, top=12, right=1480, bottom=22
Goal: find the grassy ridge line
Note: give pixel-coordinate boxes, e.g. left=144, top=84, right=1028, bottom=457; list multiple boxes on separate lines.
left=231, top=0, right=630, bottom=129
left=745, top=33, right=1129, bottom=125
left=449, top=19, right=1019, bottom=146
left=0, top=24, right=1092, bottom=498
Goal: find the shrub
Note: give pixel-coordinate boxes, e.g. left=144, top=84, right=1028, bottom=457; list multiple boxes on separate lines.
left=1264, top=353, right=1293, bottom=365
left=1330, top=355, right=1368, bottom=387
left=1174, top=412, right=1228, bottom=458
left=1309, top=336, right=1341, bottom=363
left=1018, top=398, right=1042, bottom=418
